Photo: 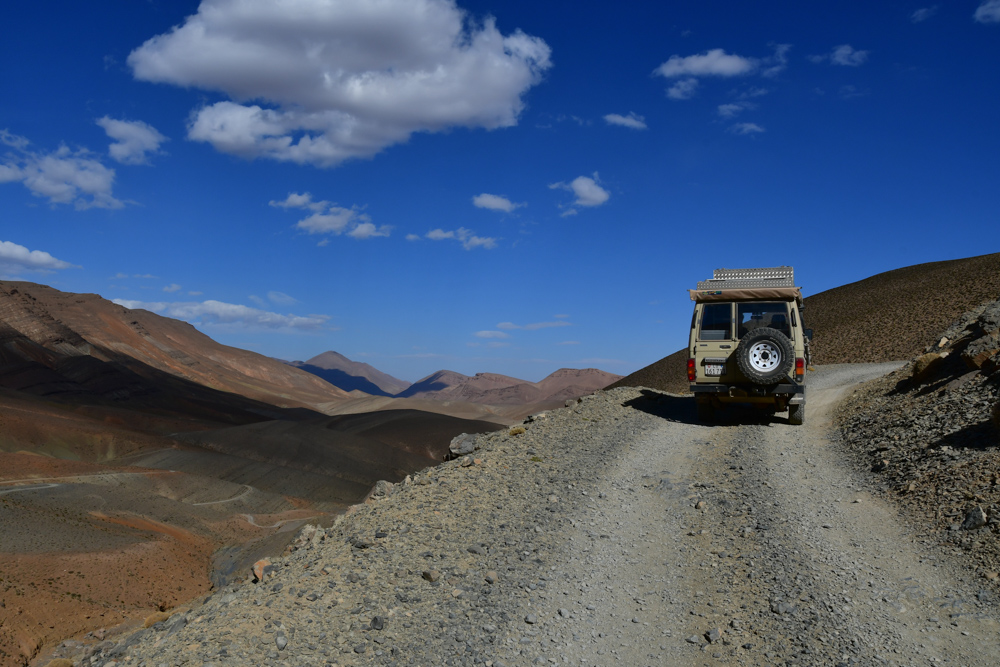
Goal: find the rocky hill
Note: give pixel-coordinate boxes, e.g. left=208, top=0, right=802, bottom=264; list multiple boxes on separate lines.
left=287, top=351, right=411, bottom=397
left=0, top=281, right=350, bottom=414
left=610, top=252, right=1000, bottom=394
left=397, top=367, right=622, bottom=406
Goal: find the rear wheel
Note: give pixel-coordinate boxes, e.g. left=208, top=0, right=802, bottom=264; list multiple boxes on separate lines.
left=788, top=402, right=805, bottom=426
left=696, top=398, right=715, bottom=423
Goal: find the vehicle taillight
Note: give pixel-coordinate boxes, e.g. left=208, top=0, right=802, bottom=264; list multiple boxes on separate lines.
left=795, top=357, right=805, bottom=381
left=687, top=358, right=697, bottom=382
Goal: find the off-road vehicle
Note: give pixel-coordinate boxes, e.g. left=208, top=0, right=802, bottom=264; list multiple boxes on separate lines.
left=688, top=267, right=811, bottom=425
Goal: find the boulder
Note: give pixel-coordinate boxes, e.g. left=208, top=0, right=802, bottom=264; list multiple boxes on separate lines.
left=962, top=332, right=1000, bottom=370
left=911, top=353, right=944, bottom=384
left=979, top=301, right=1000, bottom=332
left=371, top=480, right=394, bottom=497
left=992, top=398, right=1000, bottom=433
left=449, top=433, right=477, bottom=457
left=962, top=506, right=988, bottom=531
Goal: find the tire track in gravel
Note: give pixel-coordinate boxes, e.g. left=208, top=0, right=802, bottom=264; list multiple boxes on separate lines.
left=508, top=363, right=1000, bottom=667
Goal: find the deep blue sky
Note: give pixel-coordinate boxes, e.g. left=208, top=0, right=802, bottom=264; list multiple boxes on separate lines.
left=2, top=1, right=998, bottom=382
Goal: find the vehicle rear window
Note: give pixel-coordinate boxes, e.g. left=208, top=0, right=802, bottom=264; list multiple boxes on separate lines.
left=737, top=302, right=790, bottom=338
left=699, top=303, right=732, bottom=341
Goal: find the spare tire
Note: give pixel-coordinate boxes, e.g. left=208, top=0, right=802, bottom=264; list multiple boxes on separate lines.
left=735, top=327, right=794, bottom=385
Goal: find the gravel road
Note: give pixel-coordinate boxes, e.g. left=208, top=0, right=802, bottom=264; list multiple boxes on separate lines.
left=57, top=363, right=1000, bottom=667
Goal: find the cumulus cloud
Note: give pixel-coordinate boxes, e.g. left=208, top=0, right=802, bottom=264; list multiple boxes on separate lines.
left=0, top=239, right=78, bottom=276
left=911, top=6, right=938, bottom=22
left=96, top=117, right=168, bottom=165
left=976, top=0, right=1000, bottom=22
left=810, top=44, right=869, bottom=66
left=424, top=227, right=497, bottom=250
left=270, top=192, right=390, bottom=239
left=112, top=298, right=329, bottom=331
left=473, top=193, right=522, bottom=212
left=348, top=221, right=391, bottom=239
left=0, top=130, right=123, bottom=209
left=656, top=45, right=787, bottom=101
left=603, top=112, right=647, bottom=130
left=729, top=122, right=765, bottom=135
left=549, top=173, right=610, bottom=215
left=163, top=283, right=182, bottom=293
left=655, top=49, right=757, bottom=78
left=127, top=0, right=552, bottom=167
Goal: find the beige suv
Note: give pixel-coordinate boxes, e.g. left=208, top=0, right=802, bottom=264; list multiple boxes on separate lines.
left=688, top=267, right=810, bottom=425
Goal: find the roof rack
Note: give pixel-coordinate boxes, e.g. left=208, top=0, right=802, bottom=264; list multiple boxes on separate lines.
left=696, top=266, right=795, bottom=290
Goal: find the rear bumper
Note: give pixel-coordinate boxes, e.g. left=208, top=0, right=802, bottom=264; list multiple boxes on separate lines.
left=691, top=383, right=805, bottom=397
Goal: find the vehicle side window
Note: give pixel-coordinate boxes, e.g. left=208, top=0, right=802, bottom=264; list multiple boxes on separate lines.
left=737, top=302, right=790, bottom=339
left=699, top=303, right=732, bottom=341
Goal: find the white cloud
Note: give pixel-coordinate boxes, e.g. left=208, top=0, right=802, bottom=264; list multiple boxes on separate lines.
left=96, top=117, right=168, bottom=165
left=761, top=43, right=791, bottom=78
left=348, top=221, right=392, bottom=239
left=0, top=130, right=124, bottom=209
left=666, top=78, right=699, bottom=100
left=0, top=239, right=77, bottom=276
left=717, top=103, right=745, bottom=118
left=811, top=45, right=869, bottom=66
left=473, top=193, right=522, bottom=212
left=657, top=46, right=786, bottom=101
left=498, top=320, right=572, bottom=331
left=475, top=330, right=510, bottom=339
left=976, top=0, right=1000, bottom=22
left=128, top=0, right=552, bottom=168
left=729, top=123, right=765, bottom=135
left=163, top=283, right=182, bottom=293
left=603, top=112, right=647, bottom=130
left=112, top=298, right=329, bottom=331
left=911, top=6, right=938, bottom=22
left=270, top=191, right=387, bottom=239
left=267, top=290, right=297, bottom=305
left=405, top=233, right=422, bottom=241
left=831, top=44, right=869, bottom=66
left=424, top=227, right=497, bottom=250
left=269, top=192, right=324, bottom=212
left=655, top=49, right=757, bottom=78
left=549, top=173, right=610, bottom=214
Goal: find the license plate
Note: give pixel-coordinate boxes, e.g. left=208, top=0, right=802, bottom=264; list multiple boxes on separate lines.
left=705, top=364, right=725, bottom=376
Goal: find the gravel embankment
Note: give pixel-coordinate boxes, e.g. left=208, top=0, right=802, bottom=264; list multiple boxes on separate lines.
left=837, top=299, right=1000, bottom=590
left=45, top=364, right=1000, bottom=667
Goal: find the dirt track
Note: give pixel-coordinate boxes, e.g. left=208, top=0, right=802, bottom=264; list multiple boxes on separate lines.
left=546, top=363, right=1000, bottom=665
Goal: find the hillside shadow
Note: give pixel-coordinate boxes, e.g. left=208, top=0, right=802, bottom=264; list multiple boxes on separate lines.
left=623, top=389, right=788, bottom=426
left=622, top=390, right=698, bottom=424
left=929, top=420, right=999, bottom=452
left=296, top=364, right=393, bottom=396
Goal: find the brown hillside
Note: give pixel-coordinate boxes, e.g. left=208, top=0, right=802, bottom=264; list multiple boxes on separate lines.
left=610, top=252, right=1000, bottom=394
left=0, top=281, right=350, bottom=414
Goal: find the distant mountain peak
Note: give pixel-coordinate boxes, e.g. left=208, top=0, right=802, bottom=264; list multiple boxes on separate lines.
left=288, top=350, right=411, bottom=397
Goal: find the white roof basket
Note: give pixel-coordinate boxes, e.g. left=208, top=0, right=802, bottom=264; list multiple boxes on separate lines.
left=696, top=266, right=795, bottom=290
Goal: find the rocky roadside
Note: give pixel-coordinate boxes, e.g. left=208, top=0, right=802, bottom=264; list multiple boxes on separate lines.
left=836, top=298, right=1000, bottom=581
left=40, top=388, right=665, bottom=667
